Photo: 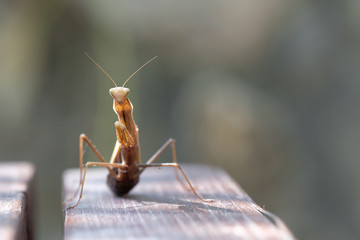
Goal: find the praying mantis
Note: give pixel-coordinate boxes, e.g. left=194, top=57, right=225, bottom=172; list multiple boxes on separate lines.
left=66, top=54, right=211, bottom=210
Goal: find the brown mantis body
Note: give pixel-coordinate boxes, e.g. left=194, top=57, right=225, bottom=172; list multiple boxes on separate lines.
left=66, top=54, right=210, bottom=210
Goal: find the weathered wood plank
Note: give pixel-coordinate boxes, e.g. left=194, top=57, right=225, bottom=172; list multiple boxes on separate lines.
left=0, top=193, right=26, bottom=240
left=0, top=162, right=35, bottom=240
left=63, top=164, right=294, bottom=240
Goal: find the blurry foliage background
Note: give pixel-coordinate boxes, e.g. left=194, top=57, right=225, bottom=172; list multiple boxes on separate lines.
left=1, top=1, right=360, bottom=239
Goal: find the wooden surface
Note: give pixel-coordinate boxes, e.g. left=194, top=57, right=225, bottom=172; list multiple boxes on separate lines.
left=63, top=164, right=294, bottom=240
left=0, top=193, right=26, bottom=240
left=0, top=162, right=35, bottom=240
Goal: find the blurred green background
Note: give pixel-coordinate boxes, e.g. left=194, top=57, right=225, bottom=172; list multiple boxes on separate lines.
left=1, top=0, right=360, bottom=239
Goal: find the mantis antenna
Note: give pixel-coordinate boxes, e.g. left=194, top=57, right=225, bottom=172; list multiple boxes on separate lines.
left=122, top=56, right=158, bottom=87
left=84, top=52, right=118, bottom=87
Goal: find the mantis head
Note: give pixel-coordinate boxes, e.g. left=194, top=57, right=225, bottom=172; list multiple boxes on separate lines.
left=109, top=87, right=130, bottom=103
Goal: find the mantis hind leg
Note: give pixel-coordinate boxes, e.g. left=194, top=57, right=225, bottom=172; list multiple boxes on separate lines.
left=67, top=134, right=118, bottom=202
left=138, top=163, right=212, bottom=202
left=66, top=162, right=128, bottom=210
left=141, top=138, right=187, bottom=190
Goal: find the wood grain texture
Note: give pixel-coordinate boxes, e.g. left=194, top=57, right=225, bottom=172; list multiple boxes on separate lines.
left=0, top=162, right=35, bottom=240
left=63, top=164, right=294, bottom=240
